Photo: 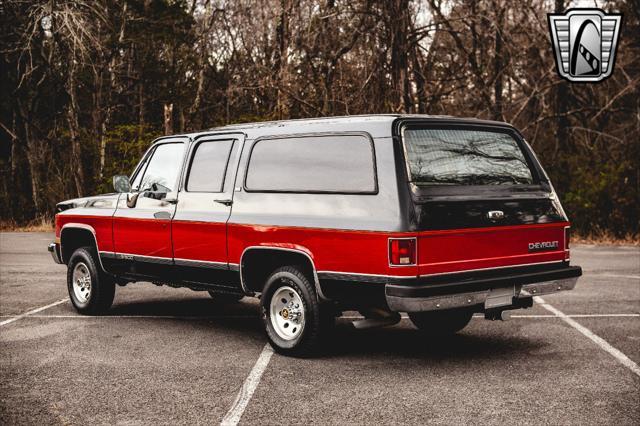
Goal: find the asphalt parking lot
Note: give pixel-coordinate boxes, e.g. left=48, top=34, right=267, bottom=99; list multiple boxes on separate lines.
left=1, top=232, right=638, bottom=425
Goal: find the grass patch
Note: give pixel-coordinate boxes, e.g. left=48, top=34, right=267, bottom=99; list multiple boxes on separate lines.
left=573, top=232, right=639, bottom=247
left=0, top=217, right=54, bottom=232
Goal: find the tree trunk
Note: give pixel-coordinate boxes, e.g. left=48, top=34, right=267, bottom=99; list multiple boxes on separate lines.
left=389, top=0, right=412, bottom=113
left=164, top=103, right=174, bottom=134
left=190, top=65, right=206, bottom=129
left=274, top=0, right=293, bottom=119
left=25, top=128, right=41, bottom=215
left=9, top=111, right=19, bottom=219
left=492, top=9, right=504, bottom=121
left=99, top=120, right=108, bottom=180
left=138, top=80, right=145, bottom=140
left=18, top=101, right=41, bottom=216
left=93, top=68, right=107, bottom=181
left=554, top=0, right=569, bottom=147
left=67, top=64, right=85, bottom=198
left=554, top=0, right=571, bottom=190
left=98, top=1, right=127, bottom=180
left=411, top=42, right=427, bottom=113
left=178, top=105, right=185, bottom=132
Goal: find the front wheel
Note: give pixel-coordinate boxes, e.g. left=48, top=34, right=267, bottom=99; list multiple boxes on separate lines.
left=67, top=247, right=115, bottom=315
left=261, top=266, right=332, bottom=357
left=408, top=307, right=474, bottom=336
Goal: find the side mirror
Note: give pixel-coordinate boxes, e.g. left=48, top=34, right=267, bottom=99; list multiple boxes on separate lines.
left=113, top=175, right=132, bottom=193
left=126, top=192, right=141, bottom=208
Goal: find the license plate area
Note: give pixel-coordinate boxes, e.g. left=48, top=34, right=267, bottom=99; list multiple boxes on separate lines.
left=485, top=287, right=515, bottom=309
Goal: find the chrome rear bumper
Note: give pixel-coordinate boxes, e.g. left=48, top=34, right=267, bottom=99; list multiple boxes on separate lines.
left=48, top=243, right=63, bottom=264
left=385, top=265, right=581, bottom=313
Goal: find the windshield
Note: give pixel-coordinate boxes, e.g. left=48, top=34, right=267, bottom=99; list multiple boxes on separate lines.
left=403, top=127, right=535, bottom=186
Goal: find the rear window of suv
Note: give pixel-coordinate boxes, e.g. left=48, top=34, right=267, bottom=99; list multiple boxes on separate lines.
left=245, top=135, right=377, bottom=193
left=402, top=127, right=534, bottom=186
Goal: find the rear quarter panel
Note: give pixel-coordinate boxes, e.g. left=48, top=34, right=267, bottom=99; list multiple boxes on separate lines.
left=227, top=135, right=414, bottom=277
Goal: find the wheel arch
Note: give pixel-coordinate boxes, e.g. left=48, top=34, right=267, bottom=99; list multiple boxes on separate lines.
left=60, top=224, right=106, bottom=272
left=239, top=246, right=327, bottom=301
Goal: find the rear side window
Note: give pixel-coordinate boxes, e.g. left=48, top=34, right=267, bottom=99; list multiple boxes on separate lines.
left=186, top=140, right=234, bottom=192
left=245, top=135, right=376, bottom=193
left=403, top=128, right=534, bottom=185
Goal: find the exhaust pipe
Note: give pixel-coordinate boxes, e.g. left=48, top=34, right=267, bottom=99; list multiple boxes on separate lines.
left=484, top=296, right=533, bottom=321
left=485, top=309, right=511, bottom=321
left=352, top=308, right=401, bottom=329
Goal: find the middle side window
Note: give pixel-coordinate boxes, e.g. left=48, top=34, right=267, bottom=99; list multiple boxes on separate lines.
left=186, top=140, right=234, bottom=192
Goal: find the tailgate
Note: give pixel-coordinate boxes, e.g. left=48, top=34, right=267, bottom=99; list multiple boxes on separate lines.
left=399, top=120, right=571, bottom=277
left=417, top=222, right=568, bottom=276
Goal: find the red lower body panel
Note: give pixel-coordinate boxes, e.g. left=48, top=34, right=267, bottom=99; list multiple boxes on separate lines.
left=112, top=217, right=173, bottom=258
left=228, top=222, right=568, bottom=279
left=57, top=213, right=569, bottom=281
left=227, top=223, right=417, bottom=277
left=417, top=222, right=568, bottom=276
left=171, top=220, right=227, bottom=263
left=56, top=212, right=115, bottom=253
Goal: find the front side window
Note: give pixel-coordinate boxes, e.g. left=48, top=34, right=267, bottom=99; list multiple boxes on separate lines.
left=186, top=140, right=234, bottom=192
left=245, top=135, right=376, bottom=193
left=403, top=127, right=534, bottom=186
left=130, top=154, right=150, bottom=191
left=135, top=143, right=185, bottom=192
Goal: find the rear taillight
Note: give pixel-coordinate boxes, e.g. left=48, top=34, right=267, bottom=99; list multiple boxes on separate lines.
left=389, top=238, right=416, bottom=266
left=564, top=226, right=571, bottom=259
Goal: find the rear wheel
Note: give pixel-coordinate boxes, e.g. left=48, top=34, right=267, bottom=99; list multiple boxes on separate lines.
left=261, top=266, right=332, bottom=357
left=408, top=307, right=473, bottom=336
left=67, top=247, right=115, bottom=315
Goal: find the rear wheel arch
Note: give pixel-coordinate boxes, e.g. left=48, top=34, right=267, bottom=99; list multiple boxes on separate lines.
left=239, top=247, right=326, bottom=300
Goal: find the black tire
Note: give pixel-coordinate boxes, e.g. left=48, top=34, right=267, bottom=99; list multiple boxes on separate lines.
left=408, top=307, right=473, bottom=336
left=67, top=247, right=115, bottom=315
left=261, top=266, right=332, bottom=357
left=207, top=291, right=244, bottom=303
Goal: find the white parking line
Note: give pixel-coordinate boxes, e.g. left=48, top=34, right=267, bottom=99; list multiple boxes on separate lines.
left=588, top=273, right=640, bottom=280
left=472, top=314, right=640, bottom=318
left=0, top=298, right=68, bottom=326
left=523, top=313, right=640, bottom=318
left=342, top=314, right=640, bottom=319
left=0, top=314, right=257, bottom=319
left=534, top=296, right=640, bottom=378
left=1, top=313, right=638, bottom=320
left=221, top=344, right=274, bottom=426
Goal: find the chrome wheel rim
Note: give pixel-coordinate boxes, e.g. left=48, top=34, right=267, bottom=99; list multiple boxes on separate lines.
left=72, top=262, right=92, bottom=304
left=269, top=285, right=305, bottom=341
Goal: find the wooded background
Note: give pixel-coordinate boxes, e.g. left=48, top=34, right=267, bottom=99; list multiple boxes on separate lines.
left=0, top=0, right=638, bottom=237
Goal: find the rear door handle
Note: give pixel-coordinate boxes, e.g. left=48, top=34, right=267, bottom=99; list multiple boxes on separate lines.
left=214, top=199, right=233, bottom=207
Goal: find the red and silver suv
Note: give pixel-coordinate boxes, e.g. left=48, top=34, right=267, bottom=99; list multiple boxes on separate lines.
left=48, top=115, right=582, bottom=356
